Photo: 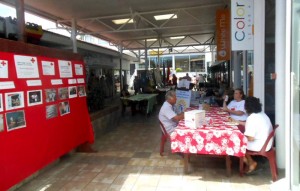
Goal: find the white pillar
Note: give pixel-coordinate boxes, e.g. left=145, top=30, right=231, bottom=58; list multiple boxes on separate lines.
left=253, top=0, right=265, bottom=107
left=275, top=0, right=289, bottom=170
left=233, top=51, right=242, bottom=89
left=16, top=0, right=25, bottom=42
left=243, top=51, right=248, bottom=94
left=71, top=18, right=77, bottom=53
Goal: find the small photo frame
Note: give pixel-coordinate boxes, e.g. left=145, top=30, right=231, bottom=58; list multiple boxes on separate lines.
left=0, top=114, right=4, bottom=132
left=59, top=101, right=70, bottom=116
left=77, top=85, right=86, bottom=97
left=0, top=94, right=3, bottom=112
left=68, top=86, right=77, bottom=98
left=58, top=87, right=69, bottom=100
left=46, top=104, right=58, bottom=119
left=27, top=90, right=42, bottom=106
left=45, top=88, right=57, bottom=103
left=5, top=91, right=24, bottom=111
left=6, top=110, right=26, bottom=131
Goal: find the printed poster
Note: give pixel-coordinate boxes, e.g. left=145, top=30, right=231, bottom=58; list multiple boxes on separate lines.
left=175, top=90, right=191, bottom=113
left=42, top=61, right=55, bottom=75
left=5, top=91, right=25, bottom=111
left=0, top=60, right=8, bottom=78
left=14, top=55, right=39, bottom=78
left=6, top=110, right=26, bottom=131
left=0, top=94, right=3, bottom=112
left=58, top=60, right=73, bottom=78
left=0, top=114, right=3, bottom=132
left=75, top=64, right=83, bottom=75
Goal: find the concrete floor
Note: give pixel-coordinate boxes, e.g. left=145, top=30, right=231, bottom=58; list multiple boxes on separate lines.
left=13, top=106, right=284, bottom=191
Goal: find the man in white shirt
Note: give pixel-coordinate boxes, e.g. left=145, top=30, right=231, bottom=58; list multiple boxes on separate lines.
left=223, top=88, right=248, bottom=121
left=159, top=90, right=184, bottom=134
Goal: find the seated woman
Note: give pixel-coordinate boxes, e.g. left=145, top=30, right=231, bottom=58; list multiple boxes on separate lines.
left=222, top=88, right=248, bottom=121
left=120, top=84, right=131, bottom=115
left=235, top=97, right=273, bottom=174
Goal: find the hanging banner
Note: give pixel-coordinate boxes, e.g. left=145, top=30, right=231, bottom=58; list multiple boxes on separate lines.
left=231, top=0, right=254, bottom=50
left=216, top=9, right=231, bottom=61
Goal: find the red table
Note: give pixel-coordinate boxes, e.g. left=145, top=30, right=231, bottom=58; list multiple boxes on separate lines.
left=170, top=107, right=247, bottom=175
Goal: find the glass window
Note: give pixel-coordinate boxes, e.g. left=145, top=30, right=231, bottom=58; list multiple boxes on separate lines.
left=190, top=54, right=205, bottom=72
left=291, top=1, right=300, bottom=190
left=175, top=55, right=189, bottom=72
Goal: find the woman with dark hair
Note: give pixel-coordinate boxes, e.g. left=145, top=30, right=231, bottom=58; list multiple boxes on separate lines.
left=236, top=96, right=273, bottom=174
left=223, top=88, right=248, bottom=121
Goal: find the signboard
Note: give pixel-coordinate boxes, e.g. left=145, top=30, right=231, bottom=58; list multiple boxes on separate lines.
left=216, top=9, right=231, bottom=61
left=175, top=90, right=191, bottom=113
left=231, top=0, right=254, bottom=50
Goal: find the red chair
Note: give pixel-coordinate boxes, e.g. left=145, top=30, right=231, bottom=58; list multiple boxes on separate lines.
left=241, top=124, right=279, bottom=181
left=159, top=120, right=170, bottom=156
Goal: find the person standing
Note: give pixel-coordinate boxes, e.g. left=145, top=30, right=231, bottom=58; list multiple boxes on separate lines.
left=172, top=74, right=178, bottom=88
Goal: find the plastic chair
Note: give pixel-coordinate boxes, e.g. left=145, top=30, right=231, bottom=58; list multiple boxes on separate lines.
left=241, top=124, right=279, bottom=181
left=159, top=120, right=170, bottom=156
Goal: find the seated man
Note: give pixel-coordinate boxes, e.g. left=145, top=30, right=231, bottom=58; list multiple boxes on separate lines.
left=222, top=88, right=248, bottom=121
left=159, top=90, right=184, bottom=134
left=234, top=97, right=273, bottom=174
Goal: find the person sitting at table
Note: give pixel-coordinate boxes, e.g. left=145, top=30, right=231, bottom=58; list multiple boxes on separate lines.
left=234, top=96, right=273, bottom=174
left=222, top=88, right=248, bottom=121
left=159, top=90, right=184, bottom=134
left=120, top=84, right=131, bottom=115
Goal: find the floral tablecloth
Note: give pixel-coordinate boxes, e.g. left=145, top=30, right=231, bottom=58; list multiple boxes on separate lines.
left=170, top=107, right=247, bottom=157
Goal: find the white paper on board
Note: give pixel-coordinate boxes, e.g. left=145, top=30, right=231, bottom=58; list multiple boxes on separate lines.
left=75, top=64, right=83, bottom=75
left=0, top=81, right=15, bottom=90
left=68, top=79, right=77, bottom=84
left=42, top=61, right=55, bottom=75
left=77, top=78, right=85, bottom=84
left=14, top=55, right=39, bottom=78
left=0, top=60, right=8, bottom=78
left=58, top=60, right=73, bottom=78
left=26, top=80, right=42, bottom=86
left=51, top=79, right=63, bottom=85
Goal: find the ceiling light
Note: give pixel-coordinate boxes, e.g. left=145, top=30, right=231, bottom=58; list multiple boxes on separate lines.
left=154, top=14, right=177, bottom=20
left=146, top=38, right=157, bottom=42
left=112, top=18, right=133, bottom=25
left=170, top=36, right=185, bottom=39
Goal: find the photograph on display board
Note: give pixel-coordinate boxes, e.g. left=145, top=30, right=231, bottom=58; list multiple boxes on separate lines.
left=46, top=104, right=58, bottom=119
left=45, top=88, right=57, bottom=102
left=58, top=87, right=69, bottom=100
left=68, top=86, right=77, bottom=98
left=77, top=85, right=86, bottom=97
left=27, top=90, right=42, bottom=106
left=0, top=93, right=3, bottom=112
left=5, top=91, right=24, bottom=111
left=0, top=114, right=4, bottom=132
left=5, top=110, right=26, bottom=131
left=59, top=101, right=70, bottom=116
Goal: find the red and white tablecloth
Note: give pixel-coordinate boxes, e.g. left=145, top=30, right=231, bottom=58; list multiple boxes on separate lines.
left=170, top=107, right=247, bottom=157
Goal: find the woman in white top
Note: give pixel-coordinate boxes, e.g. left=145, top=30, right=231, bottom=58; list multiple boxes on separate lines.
left=236, top=96, right=273, bottom=174
left=223, top=88, right=248, bottom=121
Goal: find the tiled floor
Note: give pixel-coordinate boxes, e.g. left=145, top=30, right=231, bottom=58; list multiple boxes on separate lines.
left=14, top=106, right=284, bottom=191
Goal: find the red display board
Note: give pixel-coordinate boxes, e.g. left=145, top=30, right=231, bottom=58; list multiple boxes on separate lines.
left=0, top=51, right=94, bottom=191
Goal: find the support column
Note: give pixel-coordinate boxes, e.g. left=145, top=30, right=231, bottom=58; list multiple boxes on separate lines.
left=275, top=0, right=288, bottom=170
left=71, top=18, right=78, bottom=53
left=119, top=46, right=123, bottom=89
left=253, top=0, right=265, bottom=106
left=233, top=51, right=242, bottom=88
left=243, top=51, right=248, bottom=94
left=16, top=0, right=25, bottom=42
left=145, top=40, right=148, bottom=70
